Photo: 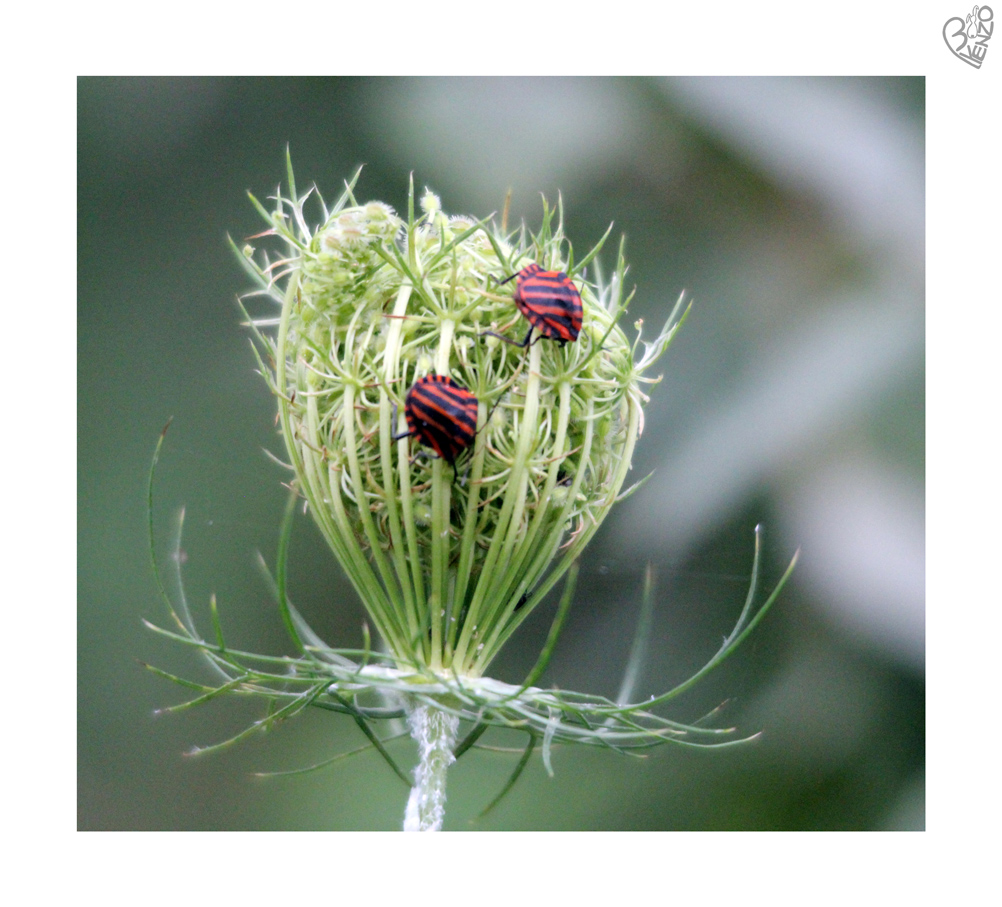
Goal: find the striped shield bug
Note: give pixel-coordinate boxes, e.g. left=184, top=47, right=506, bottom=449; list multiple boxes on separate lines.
left=392, top=374, right=479, bottom=479
left=482, top=263, right=583, bottom=348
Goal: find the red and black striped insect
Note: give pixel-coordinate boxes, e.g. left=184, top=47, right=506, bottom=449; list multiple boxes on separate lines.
left=482, top=263, right=583, bottom=348
left=392, top=374, right=479, bottom=478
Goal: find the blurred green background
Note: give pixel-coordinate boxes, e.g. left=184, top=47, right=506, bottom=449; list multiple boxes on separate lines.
left=78, top=77, right=924, bottom=831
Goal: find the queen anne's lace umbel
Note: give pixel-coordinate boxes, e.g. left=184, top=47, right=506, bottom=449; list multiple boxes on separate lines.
left=246, top=170, right=677, bottom=678
left=146, top=163, right=794, bottom=832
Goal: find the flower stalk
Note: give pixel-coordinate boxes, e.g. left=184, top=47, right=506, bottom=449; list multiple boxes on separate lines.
left=403, top=703, right=459, bottom=832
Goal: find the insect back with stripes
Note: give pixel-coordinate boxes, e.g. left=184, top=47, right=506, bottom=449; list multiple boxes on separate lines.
left=486, top=263, right=584, bottom=348
left=394, top=374, right=479, bottom=477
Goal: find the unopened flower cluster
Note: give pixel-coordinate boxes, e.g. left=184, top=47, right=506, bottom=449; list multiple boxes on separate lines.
left=243, top=177, right=670, bottom=679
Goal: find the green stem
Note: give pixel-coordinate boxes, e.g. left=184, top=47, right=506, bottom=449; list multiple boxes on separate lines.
left=430, top=319, right=456, bottom=667
left=380, top=281, right=418, bottom=640
left=451, top=342, right=543, bottom=672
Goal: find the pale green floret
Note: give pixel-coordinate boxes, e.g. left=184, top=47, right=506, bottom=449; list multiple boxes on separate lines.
left=419, top=188, right=442, bottom=216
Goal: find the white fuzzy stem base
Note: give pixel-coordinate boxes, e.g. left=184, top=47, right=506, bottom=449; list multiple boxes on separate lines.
left=403, top=703, right=459, bottom=832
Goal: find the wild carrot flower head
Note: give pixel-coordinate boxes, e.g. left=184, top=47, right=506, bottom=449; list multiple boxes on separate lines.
left=239, top=167, right=683, bottom=678
left=148, top=159, right=794, bottom=832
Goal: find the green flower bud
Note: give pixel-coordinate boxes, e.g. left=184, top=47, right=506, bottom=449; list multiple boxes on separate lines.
left=246, top=169, right=684, bottom=679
